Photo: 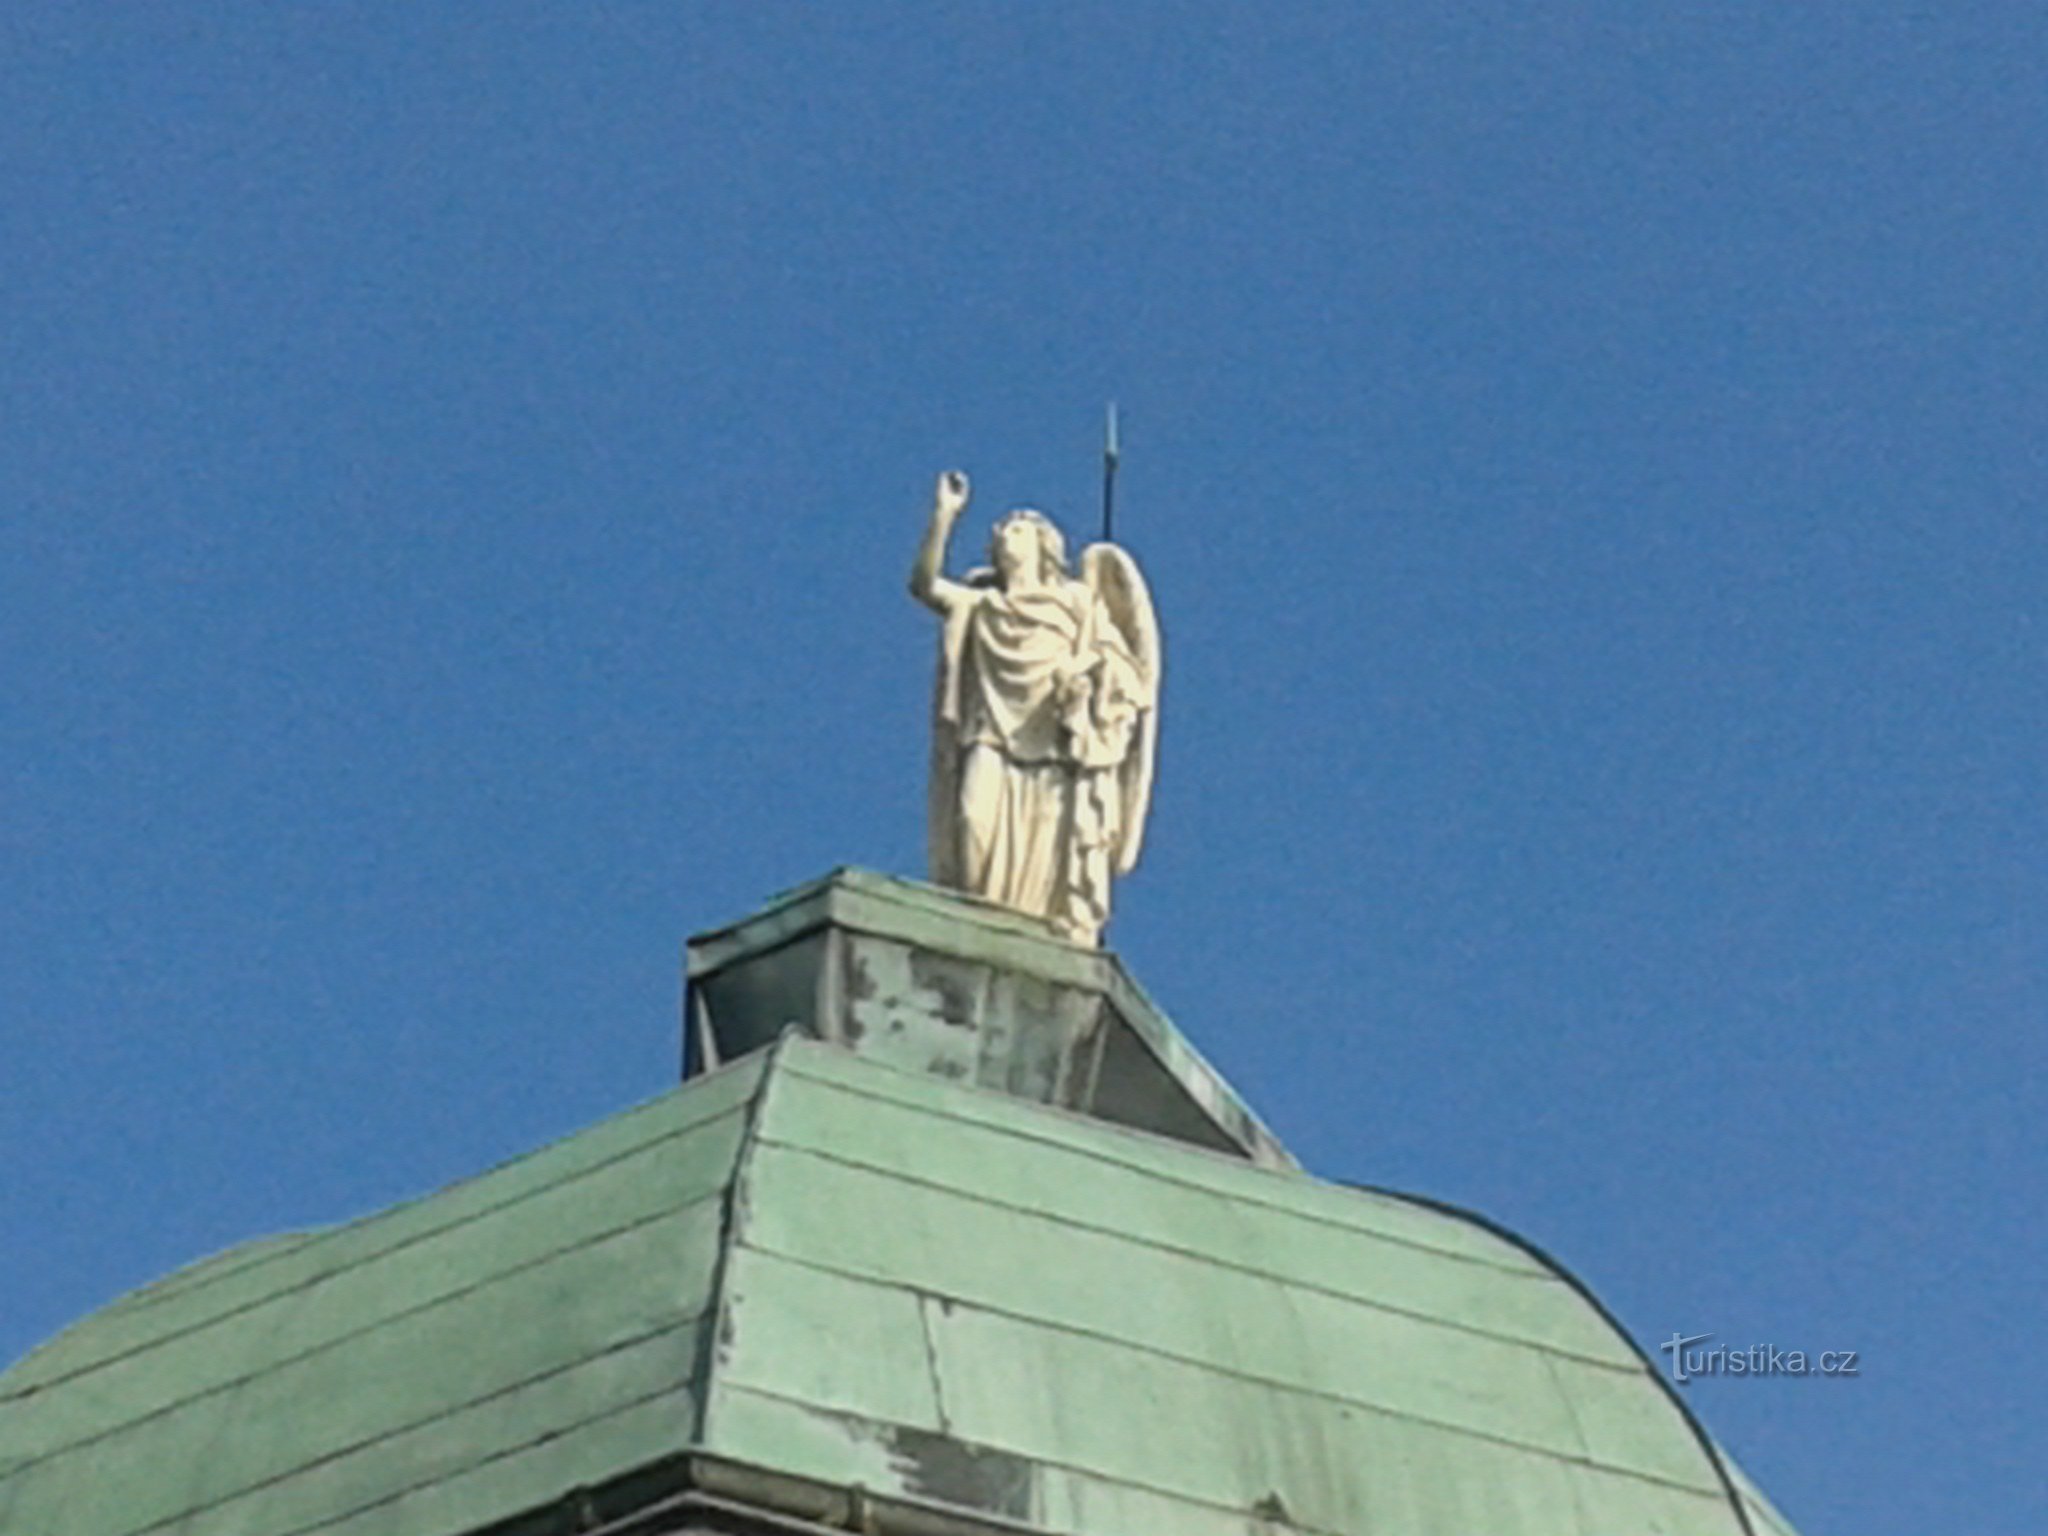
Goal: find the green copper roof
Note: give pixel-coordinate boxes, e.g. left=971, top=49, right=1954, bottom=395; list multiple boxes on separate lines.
left=1, top=1037, right=1798, bottom=1536
left=0, top=1051, right=763, bottom=1536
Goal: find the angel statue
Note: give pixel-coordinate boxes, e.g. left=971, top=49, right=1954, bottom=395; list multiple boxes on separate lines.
left=909, top=469, right=1160, bottom=947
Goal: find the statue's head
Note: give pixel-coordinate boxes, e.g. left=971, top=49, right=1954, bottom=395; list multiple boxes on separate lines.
left=990, top=508, right=1067, bottom=586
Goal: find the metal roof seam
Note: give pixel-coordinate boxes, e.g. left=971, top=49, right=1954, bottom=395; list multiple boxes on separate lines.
left=912, top=1293, right=955, bottom=1436
left=104, top=1327, right=702, bottom=1536
left=738, top=1138, right=1632, bottom=1372
left=93, top=1233, right=323, bottom=1319
left=716, top=1253, right=1702, bottom=1493
left=775, top=1042, right=1286, bottom=1180
left=1534, top=1347, right=1608, bottom=1532
left=2, top=1015, right=1801, bottom=1536
left=691, top=1031, right=793, bottom=1451
left=2, top=1196, right=727, bottom=1477
left=773, top=1054, right=1545, bottom=1276
left=1341, top=1182, right=1761, bottom=1536
left=710, top=1380, right=1741, bottom=1523
left=0, top=1107, right=748, bottom=1403
left=52, top=1062, right=762, bottom=1337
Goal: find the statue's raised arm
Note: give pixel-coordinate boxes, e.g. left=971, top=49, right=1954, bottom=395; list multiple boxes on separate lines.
left=913, top=471, right=1160, bottom=947
left=908, top=470, right=973, bottom=614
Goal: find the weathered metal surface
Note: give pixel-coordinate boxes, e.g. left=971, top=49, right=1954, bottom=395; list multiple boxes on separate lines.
left=685, top=868, right=1293, bottom=1169
left=842, top=935, right=1102, bottom=1104
left=700, top=1043, right=1755, bottom=1536
left=0, top=1052, right=767, bottom=1536
left=2, top=1029, right=1792, bottom=1536
left=691, top=932, right=830, bottom=1066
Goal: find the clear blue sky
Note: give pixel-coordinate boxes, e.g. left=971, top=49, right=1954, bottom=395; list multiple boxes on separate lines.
left=3, top=6, right=2041, bottom=1532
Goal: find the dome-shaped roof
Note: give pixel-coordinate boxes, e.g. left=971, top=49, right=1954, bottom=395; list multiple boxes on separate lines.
left=0, top=1037, right=1799, bottom=1536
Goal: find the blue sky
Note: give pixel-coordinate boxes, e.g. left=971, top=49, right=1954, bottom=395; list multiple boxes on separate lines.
left=3, top=6, right=2042, bottom=1532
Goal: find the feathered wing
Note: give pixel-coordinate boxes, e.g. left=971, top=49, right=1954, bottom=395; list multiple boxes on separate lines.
left=1081, top=543, right=1161, bottom=874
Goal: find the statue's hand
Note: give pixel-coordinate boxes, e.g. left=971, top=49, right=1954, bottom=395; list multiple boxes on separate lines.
left=1057, top=669, right=1096, bottom=723
left=934, top=470, right=970, bottom=520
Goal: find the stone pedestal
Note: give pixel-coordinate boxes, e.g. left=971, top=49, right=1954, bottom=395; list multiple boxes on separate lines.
left=684, top=867, right=1293, bottom=1169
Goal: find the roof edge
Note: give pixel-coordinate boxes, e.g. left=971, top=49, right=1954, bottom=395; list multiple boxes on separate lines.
left=1339, top=1180, right=1766, bottom=1536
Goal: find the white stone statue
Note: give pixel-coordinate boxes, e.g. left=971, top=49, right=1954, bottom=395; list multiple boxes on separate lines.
left=910, top=470, right=1160, bottom=946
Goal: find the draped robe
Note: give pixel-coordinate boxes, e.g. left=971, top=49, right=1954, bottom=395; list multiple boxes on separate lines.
left=931, top=575, right=1147, bottom=944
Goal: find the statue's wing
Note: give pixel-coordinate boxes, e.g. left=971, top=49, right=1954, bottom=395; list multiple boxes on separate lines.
left=1081, top=543, right=1161, bottom=874
left=928, top=569, right=997, bottom=886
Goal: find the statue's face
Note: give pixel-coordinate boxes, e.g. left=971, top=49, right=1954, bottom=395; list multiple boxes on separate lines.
left=993, top=519, right=1039, bottom=583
